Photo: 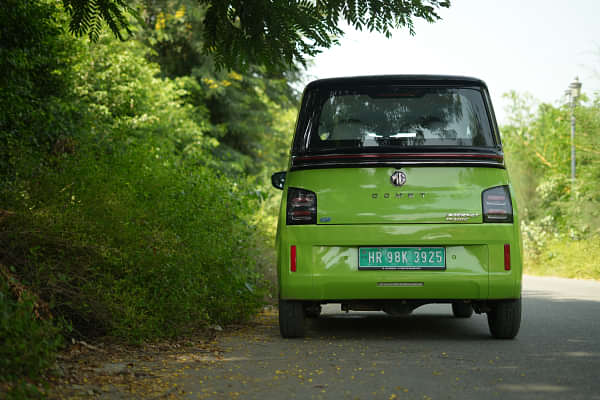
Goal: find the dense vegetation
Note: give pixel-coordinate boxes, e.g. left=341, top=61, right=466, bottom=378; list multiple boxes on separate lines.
left=0, top=1, right=295, bottom=396
left=502, top=91, right=600, bottom=279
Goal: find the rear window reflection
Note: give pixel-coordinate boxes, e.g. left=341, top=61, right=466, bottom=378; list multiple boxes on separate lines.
left=310, top=88, right=494, bottom=152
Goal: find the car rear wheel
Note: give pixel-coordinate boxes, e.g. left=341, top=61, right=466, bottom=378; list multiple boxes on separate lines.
left=279, top=299, right=305, bottom=338
left=452, top=303, right=473, bottom=318
left=487, top=299, right=521, bottom=339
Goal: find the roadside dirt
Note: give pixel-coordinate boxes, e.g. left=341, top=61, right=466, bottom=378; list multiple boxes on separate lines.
left=48, top=321, right=237, bottom=399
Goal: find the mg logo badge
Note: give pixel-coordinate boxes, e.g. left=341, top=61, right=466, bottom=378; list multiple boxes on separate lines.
left=390, top=170, right=406, bottom=187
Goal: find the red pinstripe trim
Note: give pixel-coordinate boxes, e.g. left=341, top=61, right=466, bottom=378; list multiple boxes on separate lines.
left=295, top=153, right=503, bottom=161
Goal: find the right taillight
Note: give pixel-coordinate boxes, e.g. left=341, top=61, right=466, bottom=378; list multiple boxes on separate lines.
left=286, top=188, right=317, bottom=225
left=482, top=185, right=513, bottom=223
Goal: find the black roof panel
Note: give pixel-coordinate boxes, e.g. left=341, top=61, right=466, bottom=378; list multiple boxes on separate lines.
left=305, top=75, right=487, bottom=90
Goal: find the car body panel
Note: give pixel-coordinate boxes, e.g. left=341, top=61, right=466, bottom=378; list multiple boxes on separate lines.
left=277, top=210, right=522, bottom=301
left=285, top=167, right=510, bottom=225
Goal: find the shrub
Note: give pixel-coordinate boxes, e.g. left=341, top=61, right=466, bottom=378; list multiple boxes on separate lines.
left=0, top=278, right=63, bottom=397
left=524, top=236, right=600, bottom=280
left=2, top=137, right=267, bottom=340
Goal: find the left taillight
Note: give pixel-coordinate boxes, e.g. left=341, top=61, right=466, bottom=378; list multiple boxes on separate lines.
left=482, top=185, right=513, bottom=223
left=286, top=188, right=317, bottom=225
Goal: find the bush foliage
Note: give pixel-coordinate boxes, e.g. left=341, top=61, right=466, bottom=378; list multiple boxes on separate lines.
left=0, top=279, right=63, bottom=397
left=2, top=143, right=267, bottom=339
left=501, top=91, right=600, bottom=276
left=0, top=0, right=295, bottom=393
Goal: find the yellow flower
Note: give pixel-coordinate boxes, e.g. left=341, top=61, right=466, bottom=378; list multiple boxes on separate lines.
left=228, top=71, right=243, bottom=81
left=155, top=12, right=166, bottom=30
left=174, top=6, right=185, bottom=19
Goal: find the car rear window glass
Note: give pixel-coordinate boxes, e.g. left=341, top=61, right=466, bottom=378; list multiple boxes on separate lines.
left=305, top=87, right=495, bottom=153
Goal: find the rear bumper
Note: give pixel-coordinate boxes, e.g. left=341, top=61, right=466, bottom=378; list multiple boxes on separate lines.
left=277, top=224, right=522, bottom=301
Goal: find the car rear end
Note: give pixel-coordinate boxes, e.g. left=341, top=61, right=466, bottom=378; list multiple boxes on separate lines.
left=273, top=75, right=522, bottom=339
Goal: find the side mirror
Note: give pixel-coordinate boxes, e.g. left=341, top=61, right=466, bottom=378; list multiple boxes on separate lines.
left=271, top=171, right=286, bottom=190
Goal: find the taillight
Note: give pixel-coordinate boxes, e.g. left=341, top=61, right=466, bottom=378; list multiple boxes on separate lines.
left=286, top=188, right=317, bottom=225
left=482, top=186, right=513, bottom=223
left=290, top=245, right=297, bottom=272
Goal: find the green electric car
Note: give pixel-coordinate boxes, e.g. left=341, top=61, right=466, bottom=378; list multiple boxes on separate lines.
left=272, top=75, right=522, bottom=339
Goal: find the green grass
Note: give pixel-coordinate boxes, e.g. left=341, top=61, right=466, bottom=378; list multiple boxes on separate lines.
left=524, top=237, right=600, bottom=280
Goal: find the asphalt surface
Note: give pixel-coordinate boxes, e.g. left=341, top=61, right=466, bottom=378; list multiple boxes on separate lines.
left=178, top=275, right=600, bottom=400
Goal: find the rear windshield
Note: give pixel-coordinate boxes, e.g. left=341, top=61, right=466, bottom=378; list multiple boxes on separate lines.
left=299, top=87, right=495, bottom=154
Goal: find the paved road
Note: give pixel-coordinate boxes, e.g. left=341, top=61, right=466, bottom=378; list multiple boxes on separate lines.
left=177, top=275, right=600, bottom=400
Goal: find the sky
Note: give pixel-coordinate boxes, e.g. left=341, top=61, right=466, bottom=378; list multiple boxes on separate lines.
left=304, top=0, right=600, bottom=124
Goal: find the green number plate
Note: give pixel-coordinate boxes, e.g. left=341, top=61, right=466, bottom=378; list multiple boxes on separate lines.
left=359, top=247, right=445, bottom=270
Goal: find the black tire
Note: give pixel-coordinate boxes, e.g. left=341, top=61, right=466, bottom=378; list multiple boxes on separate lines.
left=279, top=299, right=305, bottom=338
left=487, top=299, right=522, bottom=339
left=452, top=303, right=473, bottom=318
